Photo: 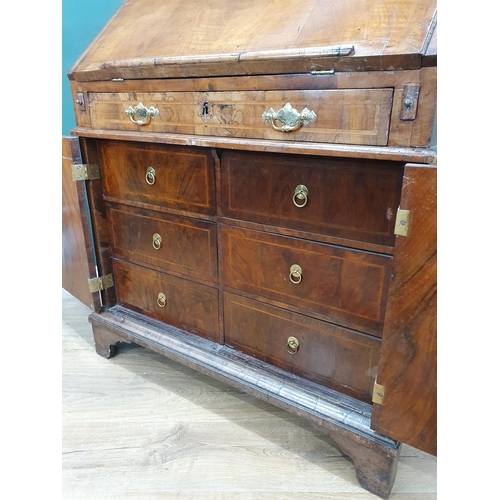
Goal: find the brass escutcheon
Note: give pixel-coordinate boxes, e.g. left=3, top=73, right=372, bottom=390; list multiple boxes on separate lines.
left=157, top=292, right=166, bottom=308
left=152, top=233, right=162, bottom=250
left=289, top=264, right=303, bottom=284
left=146, top=166, right=156, bottom=185
left=286, top=336, right=299, bottom=355
left=293, top=185, right=308, bottom=208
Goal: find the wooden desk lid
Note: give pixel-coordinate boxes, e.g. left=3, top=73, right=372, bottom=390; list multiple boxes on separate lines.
left=69, top=0, right=437, bottom=81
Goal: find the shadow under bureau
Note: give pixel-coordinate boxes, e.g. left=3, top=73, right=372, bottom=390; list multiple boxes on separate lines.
left=62, top=1, right=437, bottom=497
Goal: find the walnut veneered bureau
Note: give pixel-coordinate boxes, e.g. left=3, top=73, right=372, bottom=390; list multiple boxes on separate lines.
left=62, top=1, right=437, bottom=497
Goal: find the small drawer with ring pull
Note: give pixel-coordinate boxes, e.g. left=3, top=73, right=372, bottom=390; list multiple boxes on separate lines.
left=220, top=150, right=404, bottom=248
left=223, top=293, right=381, bottom=404
left=97, top=140, right=216, bottom=215
left=220, top=225, right=392, bottom=337
left=107, top=204, right=218, bottom=285
left=112, top=260, right=219, bottom=342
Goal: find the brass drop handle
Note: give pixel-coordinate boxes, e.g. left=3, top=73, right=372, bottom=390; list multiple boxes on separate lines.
left=146, top=167, right=156, bottom=185
left=125, top=102, right=159, bottom=126
left=293, top=185, right=308, bottom=208
left=152, top=233, right=162, bottom=250
left=289, top=264, right=303, bottom=284
left=286, top=336, right=299, bottom=355
left=157, top=292, right=166, bottom=308
left=262, top=102, right=317, bottom=132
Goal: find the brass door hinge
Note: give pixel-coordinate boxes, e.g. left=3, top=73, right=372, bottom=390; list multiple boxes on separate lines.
left=71, top=163, right=100, bottom=181
left=88, top=274, right=114, bottom=293
left=372, top=381, right=386, bottom=405
left=394, top=208, right=411, bottom=236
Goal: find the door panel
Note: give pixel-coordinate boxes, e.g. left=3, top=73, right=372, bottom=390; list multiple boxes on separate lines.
left=370, top=164, right=437, bottom=456
left=62, top=136, right=98, bottom=310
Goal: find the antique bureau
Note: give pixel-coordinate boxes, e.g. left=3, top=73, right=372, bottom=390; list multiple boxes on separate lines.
left=62, top=0, right=437, bottom=497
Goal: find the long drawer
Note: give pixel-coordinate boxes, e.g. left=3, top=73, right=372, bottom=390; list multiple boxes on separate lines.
left=221, top=150, right=403, bottom=247
left=97, top=140, right=216, bottom=215
left=113, top=260, right=219, bottom=342
left=107, top=204, right=217, bottom=285
left=89, top=89, right=394, bottom=146
left=224, top=293, right=380, bottom=403
left=220, top=225, right=391, bottom=336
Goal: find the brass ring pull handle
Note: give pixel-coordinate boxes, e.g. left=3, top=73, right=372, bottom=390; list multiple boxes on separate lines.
left=125, top=102, right=159, bottom=126
left=262, top=103, right=317, bottom=132
left=157, top=292, right=166, bottom=308
left=293, top=185, right=308, bottom=208
left=289, top=264, right=303, bottom=284
left=152, top=233, right=162, bottom=250
left=286, top=336, right=299, bottom=355
left=146, top=167, right=156, bottom=185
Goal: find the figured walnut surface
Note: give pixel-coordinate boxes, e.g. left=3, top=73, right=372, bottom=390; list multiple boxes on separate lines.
left=70, top=0, right=437, bottom=80
left=107, top=204, right=218, bottom=286
left=98, top=140, right=216, bottom=216
left=220, top=150, right=403, bottom=247
left=224, top=292, right=381, bottom=403
left=62, top=137, right=95, bottom=309
left=113, top=259, right=219, bottom=342
left=88, top=89, right=393, bottom=146
left=220, top=225, right=392, bottom=337
left=371, top=164, right=437, bottom=456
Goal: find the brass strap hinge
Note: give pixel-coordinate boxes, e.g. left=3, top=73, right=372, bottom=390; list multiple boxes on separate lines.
left=372, top=381, right=386, bottom=405
left=71, top=163, right=100, bottom=181
left=88, top=274, right=114, bottom=293
left=394, top=208, right=411, bottom=236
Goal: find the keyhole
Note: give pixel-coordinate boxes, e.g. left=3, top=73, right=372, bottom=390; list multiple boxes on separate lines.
left=202, top=102, right=209, bottom=116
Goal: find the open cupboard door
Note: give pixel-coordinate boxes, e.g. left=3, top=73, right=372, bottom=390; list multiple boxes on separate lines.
left=62, top=136, right=102, bottom=311
left=370, top=163, right=437, bottom=456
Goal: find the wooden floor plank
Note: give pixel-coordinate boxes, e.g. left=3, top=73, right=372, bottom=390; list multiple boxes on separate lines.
left=62, top=289, right=437, bottom=499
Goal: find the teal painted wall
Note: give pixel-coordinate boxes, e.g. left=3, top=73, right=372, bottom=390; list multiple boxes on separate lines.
left=62, top=0, right=123, bottom=135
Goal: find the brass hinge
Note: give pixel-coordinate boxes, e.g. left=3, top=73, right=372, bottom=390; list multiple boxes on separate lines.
left=88, top=274, right=114, bottom=293
left=372, top=381, right=386, bottom=405
left=71, top=163, right=100, bottom=181
left=394, top=208, right=411, bottom=236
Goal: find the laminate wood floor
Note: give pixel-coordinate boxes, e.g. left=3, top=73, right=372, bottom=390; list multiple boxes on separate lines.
left=62, top=289, right=437, bottom=499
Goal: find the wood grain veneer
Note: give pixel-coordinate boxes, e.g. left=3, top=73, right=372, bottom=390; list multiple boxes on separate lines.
left=97, top=140, right=216, bottom=215
left=113, top=259, right=219, bottom=342
left=89, top=89, right=393, bottom=146
left=224, top=293, right=381, bottom=403
left=107, top=203, right=217, bottom=285
left=220, top=225, right=392, bottom=337
left=221, top=150, right=404, bottom=247
left=69, top=0, right=437, bottom=80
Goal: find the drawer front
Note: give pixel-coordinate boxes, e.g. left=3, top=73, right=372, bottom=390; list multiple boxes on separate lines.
left=89, top=89, right=393, bottom=146
left=108, top=204, right=217, bottom=284
left=97, top=140, right=215, bottom=215
left=224, top=293, right=380, bottom=403
left=220, top=226, right=391, bottom=336
left=221, top=151, right=403, bottom=247
left=113, top=260, right=219, bottom=342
